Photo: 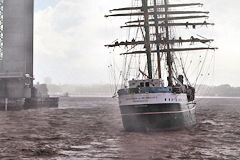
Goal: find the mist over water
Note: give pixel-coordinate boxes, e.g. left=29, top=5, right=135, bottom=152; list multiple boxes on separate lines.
left=46, top=83, right=240, bottom=98
left=0, top=97, right=239, bottom=159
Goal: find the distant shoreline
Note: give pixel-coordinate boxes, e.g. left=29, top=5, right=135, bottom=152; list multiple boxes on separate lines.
left=197, top=96, right=240, bottom=99
left=46, top=84, right=240, bottom=98
left=51, top=94, right=113, bottom=98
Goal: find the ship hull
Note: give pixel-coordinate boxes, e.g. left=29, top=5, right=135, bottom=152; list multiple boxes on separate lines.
left=119, top=101, right=196, bottom=131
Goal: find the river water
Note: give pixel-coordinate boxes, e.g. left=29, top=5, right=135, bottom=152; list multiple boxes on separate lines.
left=0, top=97, right=239, bottom=159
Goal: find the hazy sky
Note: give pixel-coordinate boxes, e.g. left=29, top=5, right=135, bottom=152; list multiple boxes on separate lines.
left=34, top=0, right=240, bottom=86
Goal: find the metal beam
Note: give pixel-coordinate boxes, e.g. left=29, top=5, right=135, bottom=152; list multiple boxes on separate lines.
left=164, top=0, right=173, bottom=86
left=110, top=3, right=203, bottom=12
left=105, top=11, right=209, bottom=17
left=126, top=15, right=209, bottom=24
left=120, top=47, right=218, bottom=55
left=141, top=0, right=153, bottom=79
left=121, top=22, right=214, bottom=28
left=153, top=0, right=161, bottom=79
left=105, top=39, right=214, bottom=47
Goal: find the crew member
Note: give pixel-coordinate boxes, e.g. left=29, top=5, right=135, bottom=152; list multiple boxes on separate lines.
left=186, top=22, right=189, bottom=28
left=179, top=37, right=183, bottom=45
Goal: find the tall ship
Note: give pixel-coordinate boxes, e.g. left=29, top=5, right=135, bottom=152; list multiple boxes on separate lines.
left=105, top=0, right=217, bottom=131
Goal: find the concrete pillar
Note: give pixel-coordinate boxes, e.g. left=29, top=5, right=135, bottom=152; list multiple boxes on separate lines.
left=0, top=0, right=34, bottom=98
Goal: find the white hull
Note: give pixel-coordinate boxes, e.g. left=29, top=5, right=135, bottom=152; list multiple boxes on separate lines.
left=119, top=92, right=188, bottom=106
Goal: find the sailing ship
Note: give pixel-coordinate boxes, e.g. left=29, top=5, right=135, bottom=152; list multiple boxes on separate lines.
left=105, top=0, right=217, bottom=131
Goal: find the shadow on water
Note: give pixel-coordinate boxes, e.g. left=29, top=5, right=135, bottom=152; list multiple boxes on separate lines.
left=0, top=97, right=239, bottom=159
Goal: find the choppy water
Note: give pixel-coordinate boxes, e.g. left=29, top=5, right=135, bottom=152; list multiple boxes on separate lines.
left=0, top=97, right=239, bottom=160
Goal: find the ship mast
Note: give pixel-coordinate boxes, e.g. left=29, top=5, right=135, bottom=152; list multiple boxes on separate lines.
left=153, top=0, right=162, bottom=79
left=105, top=0, right=217, bottom=86
left=164, top=0, right=173, bottom=86
left=142, top=0, right=153, bottom=79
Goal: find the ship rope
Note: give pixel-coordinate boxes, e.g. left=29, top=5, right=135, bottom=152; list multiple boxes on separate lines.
left=108, top=48, right=123, bottom=97
left=109, top=0, right=143, bottom=93
left=194, top=50, right=209, bottom=87
left=176, top=53, right=191, bottom=85
left=195, top=52, right=216, bottom=91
